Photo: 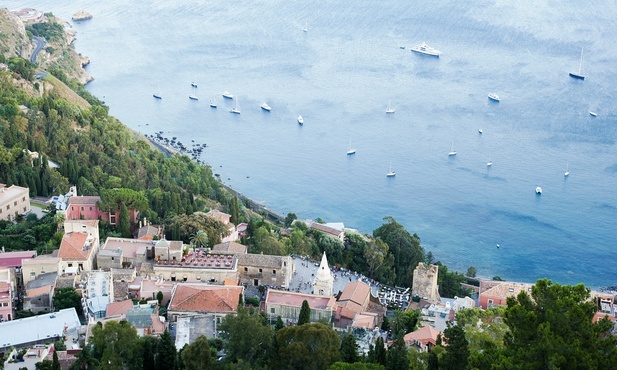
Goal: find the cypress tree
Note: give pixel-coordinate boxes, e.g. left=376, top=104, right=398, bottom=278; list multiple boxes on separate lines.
left=156, top=329, right=177, bottom=370
left=119, top=202, right=131, bottom=238
left=298, top=300, right=311, bottom=325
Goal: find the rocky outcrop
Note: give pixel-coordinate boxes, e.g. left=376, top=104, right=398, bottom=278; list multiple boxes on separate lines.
left=71, top=10, right=92, bottom=21
left=0, top=9, right=33, bottom=59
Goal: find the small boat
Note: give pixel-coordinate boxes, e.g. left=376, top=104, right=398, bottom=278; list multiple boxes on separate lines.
left=222, top=91, right=234, bottom=99
left=230, top=96, right=241, bottom=114
left=210, top=97, right=217, bottom=108
left=448, top=141, right=457, bottom=156
left=410, top=42, right=441, bottom=57
left=488, top=93, right=500, bottom=102
left=386, top=164, right=396, bottom=177
left=346, top=139, right=356, bottom=155
left=386, top=101, right=395, bottom=114
left=569, top=47, right=585, bottom=80
left=564, top=163, right=570, bottom=177
left=191, top=82, right=198, bottom=88
left=589, top=111, right=597, bottom=117
left=153, top=93, right=162, bottom=100
left=399, top=46, right=406, bottom=49
left=261, top=103, right=272, bottom=111
left=303, top=20, right=308, bottom=32
left=487, top=159, right=493, bottom=167
left=535, top=186, right=542, bottom=195
left=478, top=129, right=483, bottom=134
left=297, top=115, right=304, bottom=125
left=189, top=95, right=198, bottom=100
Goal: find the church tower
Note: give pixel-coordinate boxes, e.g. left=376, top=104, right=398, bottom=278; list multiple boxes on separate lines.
left=313, top=252, right=334, bottom=296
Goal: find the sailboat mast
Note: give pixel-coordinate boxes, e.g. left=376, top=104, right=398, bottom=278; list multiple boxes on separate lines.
left=579, top=48, right=584, bottom=73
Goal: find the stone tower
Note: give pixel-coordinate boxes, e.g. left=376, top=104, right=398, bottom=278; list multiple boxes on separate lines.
left=411, top=262, right=440, bottom=303
left=313, top=252, right=334, bottom=296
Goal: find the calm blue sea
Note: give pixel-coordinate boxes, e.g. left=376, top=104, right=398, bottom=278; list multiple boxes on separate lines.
left=7, top=1, right=617, bottom=288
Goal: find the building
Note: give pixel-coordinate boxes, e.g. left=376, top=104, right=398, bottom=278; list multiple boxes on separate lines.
left=334, top=281, right=385, bottom=330
left=412, top=263, right=440, bottom=303
left=4, top=344, right=52, bottom=370
left=23, top=272, right=57, bottom=313
left=22, top=255, right=61, bottom=286
left=236, top=253, right=293, bottom=288
left=404, top=325, right=442, bottom=352
left=265, top=289, right=336, bottom=325
left=64, top=194, right=139, bottom=226
left=212, top=241, right=248, bottom=254
left=58, top=220, right=100, bottom=273
left=0, top=280, right=13, bottom=322
left=204, top=210, right=239, bottom=242
left=98, top=237, right=154, bottom=269
left=0, top=184, right=30, bottom=221
left=167, top=283, right=243, bottom=328
left=153, top=249, right=238, bottom=283
left=0, top=250, right=37, bottom=293
left=313, top=252, right=334, bottom=296
left=154, top=239, right=183, bottom=262
left=478, top=281, right=534, bottom=310
left=82, top=271, right=113, bottom=323
left=0, top=308, right=81, bottom=352
left=307, top=221, right=345, bottom=243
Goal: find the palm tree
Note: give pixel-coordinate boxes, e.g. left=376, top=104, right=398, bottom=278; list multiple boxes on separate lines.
left=190, top=230, right=209, bottom=249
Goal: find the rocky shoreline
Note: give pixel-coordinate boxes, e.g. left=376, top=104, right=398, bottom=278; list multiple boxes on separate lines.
left=71, top=10, right=92, bottom=21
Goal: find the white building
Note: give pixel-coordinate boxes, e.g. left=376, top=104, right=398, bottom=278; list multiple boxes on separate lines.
left=313, top=252, right=334, bottom=296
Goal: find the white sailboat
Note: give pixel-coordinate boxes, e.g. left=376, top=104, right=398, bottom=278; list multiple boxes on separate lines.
left=261, top=102, right=272, bottom=111
left=386, top=164, right=396, bottom=177
left=448, top=141, right=457, bottom=156
left=297, top=115, right=304, bottom=125
left=386, top=101, right=395, bottom=114
left=346, top=139, right=356, bottom=155
left=303, top=20, right=308, bottom=32
left=569, top=47, right=585, bottom=80
left=535, top=186, right=543, bottom=195
left=222, top=91, right=234, bottom=99
left=230, top=96, right=240, bottom=114
left=487, top=155, right=493, bottom=167
left=564, top=162, right=570, bottom=177
left=189, top=95, right=198, bottom=100
left=210, top=97, right=217, bottom=108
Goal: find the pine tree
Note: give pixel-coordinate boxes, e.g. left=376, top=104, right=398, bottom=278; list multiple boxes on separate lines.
left=386, top=334, right=409, bottom=370
left=298, top=300, right=311, bottom=325
left=275, top=316, right=285, bottom=331
left=340, top=334, right=359, bottom=363
left=156, top=329, right=177, bottom=370
left=441, top=324, right=469, bottom=370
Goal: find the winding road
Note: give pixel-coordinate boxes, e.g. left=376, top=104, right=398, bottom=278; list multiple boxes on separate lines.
left=30, top=36, right=46, bottom=64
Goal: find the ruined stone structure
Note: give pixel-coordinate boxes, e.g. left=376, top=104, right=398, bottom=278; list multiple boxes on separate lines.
left=411, top=262, right=440, bottom=303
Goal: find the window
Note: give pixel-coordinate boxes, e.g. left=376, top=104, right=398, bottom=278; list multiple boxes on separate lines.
left=244, top=267, right=248, bottom=272
left=22, top=197, right=25, bottom=202
left=6, top=205, right=9, bottom=210
left=272, top=270, right=276, bottom=275
left=90, top=207, right=92, bottom=211
left=81, top=206, right=84, bottom=211
left=30, top=272, right=36, bottom=277
left=254, top=279, right=259, bottom=286
left=259, top=268, right=263, bottom=273
left=14, top=201, right=17, bottom=206
left=111, top=257, right=114, bottom=261
left=271, top=308, right=275, bottom=314
left=23, top=207, right=27, bottom=212
left=284, top=262, right=287, bottom=267
left=71, top=206, right=74, bottom=211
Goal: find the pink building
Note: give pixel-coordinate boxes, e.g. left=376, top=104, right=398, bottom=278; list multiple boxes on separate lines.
left=478, top=281, right=534, bottom=309
left=65, top=195, right=139, bottom=226
left=0, top=281, right=13, bottom=322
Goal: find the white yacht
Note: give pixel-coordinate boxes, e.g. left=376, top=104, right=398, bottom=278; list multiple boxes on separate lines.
left=535, top=186, right=542, bottom=195
left=410, top=42, right=441, bottom=57
left=564, top=163, right=570, bottom=177
left=478, top=129, right=483, bottom=134
left=386, top=101, right=395, bottom=114
left=210, top=97, right=217, bottom=108
left=589, top=111, right=597, bottom=117
left=261, top=103, right=272, bottom=111
left=222, top=91, right=234, bottom=99
left=386, top=164, right=396, bottom=177
left=230, top=96, right=241, bottom=114
left=189, top=95, right=198, bottom=101
left=488, top=93, right=500, bottom=102
left=448, top=141, right=457, bottom=156
left=346, top=139, right=356, bottom=155
left=297, top=115, right=304, bottom=125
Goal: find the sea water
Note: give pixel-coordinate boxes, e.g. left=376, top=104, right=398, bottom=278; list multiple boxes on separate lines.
left=6, top=0, right=617, bottom=288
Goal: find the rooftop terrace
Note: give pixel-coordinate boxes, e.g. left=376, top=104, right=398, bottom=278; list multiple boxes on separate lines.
left=155, top=250, right=237, bottom=270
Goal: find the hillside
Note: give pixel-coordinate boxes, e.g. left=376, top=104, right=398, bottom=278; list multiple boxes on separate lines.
left=0, top=9, right=32, bottom=59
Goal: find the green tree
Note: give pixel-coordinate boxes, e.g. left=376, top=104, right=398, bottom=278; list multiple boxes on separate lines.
left=441, top=324, right=470, bottom=370
left=156, top=291, right=164, bottom=305
left=119, top=202, right=131, bottom=237
left=275, top=323, right=341, bottom=370
left=53, top=287, right=82, bottom=315
left=181, top=335, right=212, bottom=370
left=298, top=300, right=311, bottom=325
left=275, top=316, right=285, bottom=331
left=36, top=360, right=54, bottom=370
left=502, top=279, right=617, bottom=369
left=329, top=362, right=385, bottom=370
left=69, top=344, right=98, bottom=370
left=52, top=351, right=61, bottom=370
left=466, top=266, right=477, bottom=278
left=189, top=230, right=209, bottom=249
left=89, top=320, right=142, bottom=370
left=156, top=329, right=177, bottom=370
left=364, top=238, right=389, bottom=280
left=218, top=307, right=274, bottom=367
left=339, top=334, right=359, bottom=363
left=385, top=334, right=409, bottom=370
left=391, top=309, right=419, bottom=336
left=284, top=212, right=297, bottom=227
left=367, top=336, right=386, bottom=366
left=143, top=336, right=156, bottom=370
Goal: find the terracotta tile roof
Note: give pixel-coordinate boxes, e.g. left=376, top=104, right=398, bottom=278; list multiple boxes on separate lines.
left=105, top=299, right=134, bottom=318
left=481, top=282, right=534, bottom=300
left=204, top=210, right=231, bottom=223
left=169, top=284, right=243, bottom=313
left=266, top=289, right=336, bottom=310
left=404, top=325, right=442, bottom=347
left=58, top=232, right=91, bottom=260
left=67, top=196, right=101, bottom=206
left=310, top=223, right=343, bottom=237
left=338, top=281, right=370, bottom=310
left=212, top=241, right=247, bottom=254
left=0, top=281, right=10, bottom=293
left=27, top=285, right=53, bottom=297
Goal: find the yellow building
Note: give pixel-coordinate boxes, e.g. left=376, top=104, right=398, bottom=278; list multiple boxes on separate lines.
left=0, top=184, right=30, bottom=221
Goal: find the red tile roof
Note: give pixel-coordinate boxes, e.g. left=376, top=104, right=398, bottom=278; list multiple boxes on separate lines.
left=169, top=284, right=242, bottom=313
left=67, top=196, right=101, bottom=206
left=338, top=281, right=370, bottom=314
left=105, top=299, right=134, bottom=318
left=404, top=325, right=442, bottom=347
left=58, top=233, right=90, bottom=260
left=266, top=289, right=336, bottom=310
